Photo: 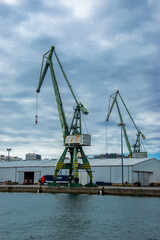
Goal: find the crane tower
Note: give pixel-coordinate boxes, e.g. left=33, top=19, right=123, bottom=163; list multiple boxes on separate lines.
left=36, top=46, right=93, bottom=186
left=106, top=90, right=147, bottom=158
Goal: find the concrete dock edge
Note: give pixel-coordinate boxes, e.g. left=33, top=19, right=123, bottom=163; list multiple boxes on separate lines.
left=0, top=185, right=160, bottom=197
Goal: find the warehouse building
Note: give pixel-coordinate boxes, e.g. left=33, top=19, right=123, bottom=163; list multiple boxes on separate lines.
left=0, top=160, right=55, bottom=184
left=86, top=158, right=160, bottom=186
left=0, top=158, right=159, bottom=186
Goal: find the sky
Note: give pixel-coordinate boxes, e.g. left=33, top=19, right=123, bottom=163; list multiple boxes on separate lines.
left=0, top=0, right=160, bottom=160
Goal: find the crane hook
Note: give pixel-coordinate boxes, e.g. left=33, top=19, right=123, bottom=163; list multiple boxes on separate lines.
left=35, top=114, right=38, bottom=125
left=35, top=93, right=38, bottom=125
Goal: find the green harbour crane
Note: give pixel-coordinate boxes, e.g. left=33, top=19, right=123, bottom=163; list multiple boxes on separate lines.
left=36, top=46, right=94, bottom=186
left=106, top=90, right=147, bottom=158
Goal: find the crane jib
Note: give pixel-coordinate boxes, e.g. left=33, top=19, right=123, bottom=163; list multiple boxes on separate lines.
left=35, top=46, right=94, bottom=186
left=36, top=46, right=90, bottom=144
left=106, top=90, right=147, bottom=157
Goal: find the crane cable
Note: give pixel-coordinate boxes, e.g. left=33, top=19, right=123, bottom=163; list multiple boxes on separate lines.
left=106, top=121, right=108, bottom=154
left=66, top=105, right=74, bottom=128
left=35, top=50, right=51, bottom=125
left=82, top=113, right=89, bottom=134
left=35, top=93, right=38, bottom=124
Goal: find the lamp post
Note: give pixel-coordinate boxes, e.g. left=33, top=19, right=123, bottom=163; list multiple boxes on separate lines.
left=117, top=123, right=126, bottom=186
left=7, top=148, right=11, bottom=161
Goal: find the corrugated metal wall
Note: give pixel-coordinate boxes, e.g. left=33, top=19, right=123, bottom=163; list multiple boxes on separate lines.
left=0, top=159, right=159, bottom=185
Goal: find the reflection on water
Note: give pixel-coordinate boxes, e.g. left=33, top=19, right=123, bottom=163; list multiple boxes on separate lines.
left=0, top=192, right=159, bottom=240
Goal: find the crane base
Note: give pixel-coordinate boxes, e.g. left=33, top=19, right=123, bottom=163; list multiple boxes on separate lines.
left=70, top=182, right=83, bottom=187
left=53, top=146, right=93, bottom=185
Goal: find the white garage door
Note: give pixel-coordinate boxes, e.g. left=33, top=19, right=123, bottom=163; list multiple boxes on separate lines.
left=139, top=172, right=149, bottom=186
left=18, top=172, right=24, bottom=184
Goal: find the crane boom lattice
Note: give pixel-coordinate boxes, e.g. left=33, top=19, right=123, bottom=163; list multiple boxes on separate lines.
left=106, top=90, right=147, bottom=158
left=36, top=46, right=94, bottom=186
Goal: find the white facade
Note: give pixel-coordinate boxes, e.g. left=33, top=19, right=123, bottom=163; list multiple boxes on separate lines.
left=0, top=160, right=56, bottom=184
left=0, top=158, right=159, bottom=186
left=86, top=158, right=160, bottom=186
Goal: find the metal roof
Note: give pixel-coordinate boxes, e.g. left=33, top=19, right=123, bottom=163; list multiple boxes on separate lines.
left=89, top=158, right=158, bottom=167
left=0, top=160, right=57, bottom=168
left=0, top=158, right=158, bottom=168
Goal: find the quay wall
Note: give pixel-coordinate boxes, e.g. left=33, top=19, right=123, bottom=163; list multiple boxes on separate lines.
left=0, top=185, right=160, bottom=197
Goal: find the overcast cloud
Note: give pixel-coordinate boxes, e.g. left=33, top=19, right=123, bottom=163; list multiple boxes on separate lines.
left=0, top=0, right=160, bottom=159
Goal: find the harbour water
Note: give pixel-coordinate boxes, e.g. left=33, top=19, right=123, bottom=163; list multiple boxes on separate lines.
left=0, top=192, right=159, bottom=240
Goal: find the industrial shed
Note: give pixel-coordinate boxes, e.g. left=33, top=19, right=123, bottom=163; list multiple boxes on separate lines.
left=0, top=158, right=159, bottom=186
left=0, top=160, right=56, bottom=184
left=86, top=158, right=160, bottom=186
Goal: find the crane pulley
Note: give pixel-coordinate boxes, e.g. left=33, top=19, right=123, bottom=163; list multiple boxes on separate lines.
left=36, top=46, right=93, bottom=186
left=106, top=90, right=147, bottom=158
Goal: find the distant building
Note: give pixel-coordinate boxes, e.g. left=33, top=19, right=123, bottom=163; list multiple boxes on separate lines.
left=0, top=155, right=5, bottom=161
left=10, top=156, right=22, bottom=161
left=0, top=155, right=22, bottom=161
left=25, top=153, right=41, bottom=161
left=94, top=153, right=124, bottom=159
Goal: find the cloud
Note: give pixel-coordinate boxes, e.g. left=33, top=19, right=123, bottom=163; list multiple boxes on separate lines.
left=0, top=0, right=20, bottom=5
left=59, top=0, right=96, bottom=20
left=0, top=0, right=160, bottom=158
